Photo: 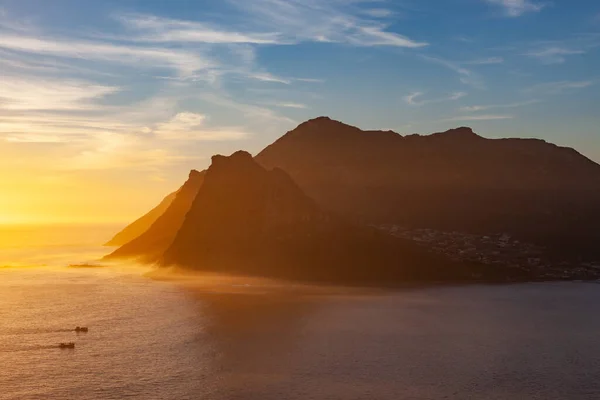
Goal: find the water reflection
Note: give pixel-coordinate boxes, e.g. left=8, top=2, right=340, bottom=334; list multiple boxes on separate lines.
left=180, top=289, right=317, bottom=398
left=3, top=265, right=600, bottom=400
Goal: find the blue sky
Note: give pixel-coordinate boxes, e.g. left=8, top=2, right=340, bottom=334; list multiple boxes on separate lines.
left=0, top=0, right=599, bottom=222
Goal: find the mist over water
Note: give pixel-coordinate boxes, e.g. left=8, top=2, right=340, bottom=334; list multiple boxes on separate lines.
left=1, top=225, right=600, bottom=399
left=0, top=224, right=121, bottom=267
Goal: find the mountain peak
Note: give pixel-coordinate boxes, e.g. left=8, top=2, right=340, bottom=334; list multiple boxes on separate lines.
left=295, top=116, right=349, bottom=130
left=210, top=150, right=255, bottom=170
left=433, top=126, right=482, bottom=140
left=309, top=116, right=333, bottom=122
left=188, top=169, right=202, bottom=179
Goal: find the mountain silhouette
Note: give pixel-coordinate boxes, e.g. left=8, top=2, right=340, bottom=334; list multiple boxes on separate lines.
left=108, top=117, right=600, bottom=265
left=160, top=151, right=497, bottom=284
left=105, top=170, right=205, bottom=261
left=256, top=117, right=600, bottom=258
left=105, top=191, right=177, bottom=246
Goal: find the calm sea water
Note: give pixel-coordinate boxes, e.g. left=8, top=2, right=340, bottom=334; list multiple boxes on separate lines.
left=1, top=225, right=600, bottom=400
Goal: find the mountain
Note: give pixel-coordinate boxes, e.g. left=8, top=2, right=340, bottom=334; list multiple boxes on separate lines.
left=256, top=117, right=600, bottom=258
left=161, top=151, right=503, bottom=284
left=105, top=191, right=177, bottom=246
left=107, top=116, right=600, bottom=265
left=105, top=170, right=205, bottom=261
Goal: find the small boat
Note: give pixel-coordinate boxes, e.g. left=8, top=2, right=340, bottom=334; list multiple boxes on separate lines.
left=74, top=326, right=89, bottom=332
left=59, top=342, right=75, bottom=349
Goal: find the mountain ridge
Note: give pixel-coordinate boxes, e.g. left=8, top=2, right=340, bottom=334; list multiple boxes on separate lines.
left=105, top=170, right=205, bottom=261
left=255, top=116, right=600, bottom=258
left=107, top=116, right=600, bottom=264
left=160, top=150, right=508, bottom=284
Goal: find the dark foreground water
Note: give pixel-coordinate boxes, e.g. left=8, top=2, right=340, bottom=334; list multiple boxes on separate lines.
left=1, top=264, right=600, bottom=400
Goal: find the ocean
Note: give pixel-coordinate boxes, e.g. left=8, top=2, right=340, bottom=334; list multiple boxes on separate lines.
left=1, top=225, right=599, bottom=399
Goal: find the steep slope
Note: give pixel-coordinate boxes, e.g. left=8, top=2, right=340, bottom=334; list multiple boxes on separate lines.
left=106, top=170, right=205, bottom=261
left=105, top=191, right=177, bottom=246
left=161, top=151, right=516, bottom=285
left=256, top=117, right=600, bottom=258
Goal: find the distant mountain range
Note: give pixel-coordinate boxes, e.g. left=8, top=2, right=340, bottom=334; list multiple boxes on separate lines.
left=105, top=117, right=600, bottom=283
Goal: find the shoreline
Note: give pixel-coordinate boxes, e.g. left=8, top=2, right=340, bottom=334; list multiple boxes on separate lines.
left=143, top=265, right=600, bottom=294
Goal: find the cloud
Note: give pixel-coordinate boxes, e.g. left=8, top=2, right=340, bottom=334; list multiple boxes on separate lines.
left=268, top=102, right=308, bottom=109
left=404, top=91, right=467, bottom=106
left=244, top=73, right=323, bottom=85
left=419, top=55, right=484, bottom=88
left=0, top=49, right=119, bottom=77
left=116, top=14, right=282, bottom=44
left=4, top=133, right=67, bottom=143
left=420, top=55, right=471, bottom=76
left=0, top=34, right=211, bottom=76
left=465, top=57, right=504, bottom=65
left=486, top=0, right=546, bottom=17
left=225, top=0, right=428, bottom=48
left=460, top=99, right=539, bottom=112
left=404, top=92, right=423, bottom=105
left=0, top=7, right=40, bottom=33
left=152, top=112, right=249, bottom=141
left=445, top=114, right=514, bottom=121
left=454, top=35, right=476, bottom=43
left=61, top=132, right=194, bottom=171
left=524, top=80, right=595, bottom=94
left=247, top=72, right=292, bottom=84
left=294, top=77, right=325, bottom=83
left=363, top=9, right=393, bottom=18
left=111, top=4, right=425, bottom=48
left=0, top=77, right=119, bottom=111
left=524, top=47, right=585, bottom=64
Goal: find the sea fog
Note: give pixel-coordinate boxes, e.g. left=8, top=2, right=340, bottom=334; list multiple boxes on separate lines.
left=1, top=224, right=599, bottom=400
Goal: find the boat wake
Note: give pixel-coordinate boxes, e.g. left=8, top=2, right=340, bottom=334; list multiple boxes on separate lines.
left=0, top=344, right=70, bottom=353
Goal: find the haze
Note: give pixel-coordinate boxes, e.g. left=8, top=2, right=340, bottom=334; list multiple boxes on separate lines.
left=0, top=0, right=599, bottom=224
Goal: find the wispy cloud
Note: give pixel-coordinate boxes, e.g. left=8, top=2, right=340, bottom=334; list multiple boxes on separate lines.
left=420, top=55, right=484, bottom=88
left=454, top=35, right=476, bottom=43
left=363, top=9, right=393, bottom=18
left=525, top=47, right=585, bottom=64
left=445, top=114, right=514, bottom=121
left=247, top=72, right=292, bottom=84
left=486, top=0, right=546, bottom=17
left=0, top=34, right=211, bottom=76
left=61, top=133, right=194, bottom=171
left=294, top=77, right=325, bottom=83
left=116, top=14, right=282, bottom=44
left=420, top=55, right=472, bottom=77
left=152, top=112, right=249, bottom=141
left=225, top=0, right=428, bottom=48
left=404, top=91, right=467, bottom=106
left=465, top=56, right=504, bottom=65
left=524, top=80, right=595, bottom=94
left=0, top=76, right=119, bottom=111
left=112, top=3, right=426, bottom=48
left=200, top=92, right=296, bottom=125
left=267, top=102, right=308, bottom=109
left=404, top=92, right=423, bottom=106
left=460, top=99, right=539, bottom=112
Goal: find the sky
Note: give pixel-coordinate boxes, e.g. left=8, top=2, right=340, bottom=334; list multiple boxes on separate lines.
left=0, top=0, right=598, bottom=224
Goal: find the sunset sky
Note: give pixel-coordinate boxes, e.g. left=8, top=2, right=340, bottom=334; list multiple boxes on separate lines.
left=0, top=0, right=598, bottom=224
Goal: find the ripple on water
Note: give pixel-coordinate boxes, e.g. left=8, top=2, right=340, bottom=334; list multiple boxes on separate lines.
left=1, top=267, right=600, bottom=400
